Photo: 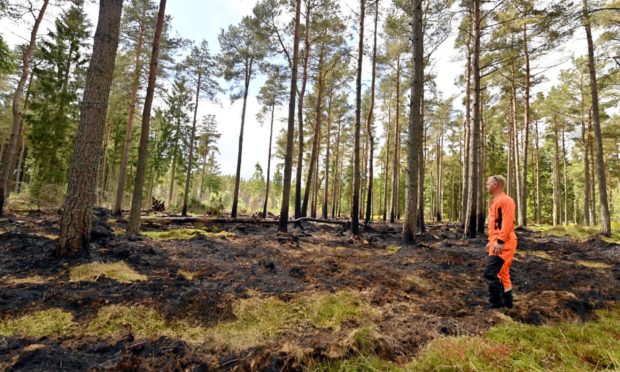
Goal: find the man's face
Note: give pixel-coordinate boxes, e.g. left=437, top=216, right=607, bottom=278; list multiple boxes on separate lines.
left=486, top=177, right=498, bottom=194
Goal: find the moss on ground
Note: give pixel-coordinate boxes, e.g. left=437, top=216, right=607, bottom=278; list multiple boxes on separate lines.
left=531, top=224, right=620, bottom=244
left=69, top=261, right=147, bottom=283
left=316, top=306, right=620, bottom=371
left=0, top=309, right=75, bottom=337
left=0, top=291, right=375, bottom=352
left=142, top=228, right=234, bottom=240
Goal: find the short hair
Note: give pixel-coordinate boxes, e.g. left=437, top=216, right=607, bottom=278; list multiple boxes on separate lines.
left=491, top=175, right=506, bottom=188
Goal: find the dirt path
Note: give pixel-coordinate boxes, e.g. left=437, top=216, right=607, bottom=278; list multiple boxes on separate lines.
left=0, top=211, right=618, bottom=370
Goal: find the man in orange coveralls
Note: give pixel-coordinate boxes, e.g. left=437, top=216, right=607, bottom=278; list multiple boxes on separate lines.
left=484, top=175, right=517, bottom=309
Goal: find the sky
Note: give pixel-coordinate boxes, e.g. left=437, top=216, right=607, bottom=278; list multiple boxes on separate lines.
left=1, top=0, right=589, bottom=179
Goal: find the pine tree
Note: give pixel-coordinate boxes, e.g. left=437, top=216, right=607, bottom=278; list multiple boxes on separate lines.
left=257, top=65, right=287, bottom=217
left=178, top=40, right=218, bottom=216
left=57, top=0, right=123, bottom=256
left=26, top=0, right=90, bottom=198
left=112, top=0, right=158, bottom=215
left=219, top=13, right=268, bottom=219
left=128, top=0, right=167, bottom=234
left=0, top=0, right=49, bottom=215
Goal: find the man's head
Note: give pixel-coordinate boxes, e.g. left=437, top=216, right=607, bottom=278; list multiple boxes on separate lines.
left=486, top=175, right=506, bottom=195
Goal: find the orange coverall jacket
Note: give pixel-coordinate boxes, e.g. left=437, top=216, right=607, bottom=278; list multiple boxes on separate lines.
left=487, top=192, right=517, bottom=289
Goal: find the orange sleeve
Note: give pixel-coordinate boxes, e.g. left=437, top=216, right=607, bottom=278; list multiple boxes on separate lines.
left=497, top=197, right=515, bottom=243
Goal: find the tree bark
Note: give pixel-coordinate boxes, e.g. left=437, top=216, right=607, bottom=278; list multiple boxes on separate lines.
left=461, top=32, right=472, bottom=225
left=57, top=0, right=123, bottom=255
left=302, top=49, right=325, bottom=217
left=294, top=1, right=312, bottom=219
left=331, top=118, right=341, bottom=218
left=582, top=0, right=611, bottom=236
left=231, top=60, right=253, bottom=219
left=351, top=0, right=365, bottom=235
left=510, top=65, right=522, bottom=222
left=114, top=25, right=145, bottom=215
left=552, top=120, right=560, bottom=226
left=477, top=87, right=486, bottom=233
left=390, top=55, right=401, bottom=223
left=0, top=0, right=49, bottom=214
left=262, top=103, right=275, bottom=218
left=278, top=0, right=301, bottom=232
left=520, top=23, right=531, bottom=226
left=383, top=105, right=391, bottom=221
left=365, top=0, right=379, bottom=225
left=534, top=119, right=541, bottom=224
left=403, top=0, right=423, bottom=244
left=322, top=94, right=333, bottom=219
left=463, top=0, right=480, bottom=238
left=128, top=0, right=166, bottom=234
left=562, top=128, right=568, bottom=226
left=182, top=71, right=202, bottom=216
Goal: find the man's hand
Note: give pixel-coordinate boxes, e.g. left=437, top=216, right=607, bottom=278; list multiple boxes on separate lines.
left=492, top=242, right=504, bottom=255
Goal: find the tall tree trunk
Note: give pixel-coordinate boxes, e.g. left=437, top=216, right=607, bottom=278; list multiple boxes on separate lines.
left=294, top=1, right=312, bottom=219
left=182, top=71, right=202, bottom=216
left=263, top=104, right=275, bottom=218
left=403, top=0, right=423, bottom=244
left=582, top=0, right=611, bottom=236
left=351, top=0, right=365, bottom=235
left=113, top=25, right=145, bottom=215
left=168, top=117, right=181, bottom=207
left=331, top=119, right=341, bottom=218
left=520, top=23, right=531, bottom=226
left=581, top=96, right=592, bottom=225
left=417, top=99, right=426, bottom=233
left=128, top=0, right=166, bottom=234
left=360, top=124, right=367, bottom=219
left=390, top=55, right=401, bottom=223
left=278, top=0, right=301, bottom=232
left=231, top=61, right=253, bottom=219
left=57, top=0, right=123, bottom=255
left=588, top=114, right=597, bottom=224
left=98, top=116, right=112, bottom=205
left=477, top=87, right=486, bottom=232
left=461, top=35, right=472, bottom=225
left=311, top=154, right=319, bottom=218
left=463, top=0, right=480, bottom=238
left=365, top=0, right=379, bottom=224
left=322, top=94, right=333, bottom=219
left=562, top=128, right=568, bottom=226
left=383, top=106, right=392, bottom=221
left=534, top=119, right=541, bottom=224
left=199, top=144, right=209, bottom=198
left=552, top=121, right=560, bottom=226
left=0, top=0, right=49, bottom=214
left=302, top=49, right=324, bottom=217
left=510, top=67, right=522, bottom=221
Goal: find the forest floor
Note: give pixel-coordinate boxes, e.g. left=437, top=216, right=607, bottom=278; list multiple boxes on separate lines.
left=0, top=210, right=618, bottom=371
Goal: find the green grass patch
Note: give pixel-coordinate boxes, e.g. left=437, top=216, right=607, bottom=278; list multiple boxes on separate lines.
left=69, top=261, right=147, bottom=283
left=315, top=306, right=620, bottom=371
left=142, top=228, right=234, bottom=240
left=210, top=291, right=376, bottom=350
left=531, top=224, right=620, bottom=244
left=86, top=305, right=204, bottom=341
left=0, top=291, right=373, bottom=353
left=0, top=309, right=75, bottom=337
left=2, top=275, right=47, bottom=285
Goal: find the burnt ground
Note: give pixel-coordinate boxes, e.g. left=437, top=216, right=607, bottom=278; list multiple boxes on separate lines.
left=0, top=210, right=618, bottom=371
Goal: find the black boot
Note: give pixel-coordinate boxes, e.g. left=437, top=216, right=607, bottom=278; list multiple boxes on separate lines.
left=502, top=290, right=513, bottom=309
left=487, top=284, right=504, bottom=308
